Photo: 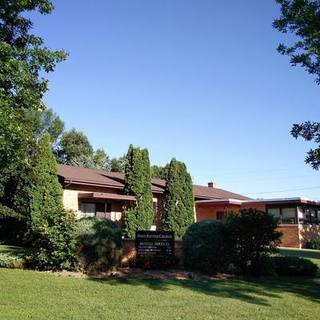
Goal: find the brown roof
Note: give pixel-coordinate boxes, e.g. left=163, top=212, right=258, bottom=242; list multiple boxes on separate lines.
left=78, top=192, right=136, bottom=201
left=193, top=185, right=250, bottom=200
left=58, top=164, right=249, bottom=200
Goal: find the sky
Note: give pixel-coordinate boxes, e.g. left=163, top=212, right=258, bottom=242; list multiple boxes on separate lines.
left=30, top=0, right=319, bottom=200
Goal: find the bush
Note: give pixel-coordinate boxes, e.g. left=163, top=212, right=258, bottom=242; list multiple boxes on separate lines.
left=0, top=246, right=31, bottom=269
left=272, top=256, right=318, bottom=277
left=225, top=209, right=282, bottom=275
left=74, top=217, right=96, bottom=239
left=0, top=204, right=27, bottom=246
left=183, top=220, right=229, bottom=274
left=76, top=219, right=122, bottom=273
left=309, top=237, right=320, bottom=250
left=27, top=209, right=77, bottom=271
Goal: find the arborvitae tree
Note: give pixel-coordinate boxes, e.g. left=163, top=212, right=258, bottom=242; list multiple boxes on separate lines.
left=124, top=145, right=153, bottom=238
left=29, top=133, right=76, bottom=270
left=150, top=164, right=169, bottom=179
left=164, top=158, right=195, bottom=238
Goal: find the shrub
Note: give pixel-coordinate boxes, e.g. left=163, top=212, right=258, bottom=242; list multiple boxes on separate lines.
left=76, top=219, right=122, bottom=273
left=28, top=209, right=77, bottom=271
left=73, top=217, right=96, bottom=239
left=0, top=204, right=27, bottom=246
left=309, top=237, right=320, bottom=250
left=272, top=256, right=318, bottom=277
left=0, top=246, right=31, bottom=269
left=226, top=209, right=282, bottom=275
left=183, top=220, right=229, bottom=274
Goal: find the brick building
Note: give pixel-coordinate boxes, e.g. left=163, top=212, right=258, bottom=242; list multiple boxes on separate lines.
left=58, top=164, right=320, bottom=248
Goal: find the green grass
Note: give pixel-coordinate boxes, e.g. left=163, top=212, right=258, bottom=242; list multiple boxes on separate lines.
left=0, top=246, right=319, bottom=320
left=279, top=247, right=320, bottom=266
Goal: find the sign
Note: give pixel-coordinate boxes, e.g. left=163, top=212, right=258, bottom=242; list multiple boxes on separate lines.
left=135, top=231, right=175, bottom=258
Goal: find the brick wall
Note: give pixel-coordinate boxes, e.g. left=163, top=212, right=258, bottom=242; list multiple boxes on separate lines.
left=277, top=225, right=301, bottom=248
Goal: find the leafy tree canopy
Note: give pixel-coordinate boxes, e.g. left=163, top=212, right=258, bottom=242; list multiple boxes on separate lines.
left=292, top=121, right=320, bottom=169
left=56, top=129, right=94, bottom=164
left=0, top=0, right=67, bottom=110
left=273, top=0, right=320, bottom=84
left=110, top=156, right=126, bottom=173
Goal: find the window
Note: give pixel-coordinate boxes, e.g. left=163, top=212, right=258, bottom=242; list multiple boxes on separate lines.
left=267, top=207, right=297, bottom=224
left=216, top=211, right=226, bottom=221
left=281, top=208, right=296, bottom=224
left=80, top=202, right=96, bottom=218
left=106, top=203, right=112, bottom=213
left=298, top=206, right=319, bottom=224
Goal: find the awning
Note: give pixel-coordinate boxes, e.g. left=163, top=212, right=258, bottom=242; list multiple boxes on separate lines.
left=78, top=192, right=136, bottom=201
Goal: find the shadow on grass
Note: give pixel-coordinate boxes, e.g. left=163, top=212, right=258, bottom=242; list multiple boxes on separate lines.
left=88, top=273, right=320, bottom=307
left=279, top=248, right=320, bottom=261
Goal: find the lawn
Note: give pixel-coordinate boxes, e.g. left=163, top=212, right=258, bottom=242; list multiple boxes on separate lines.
left=0, top=247, right=319, bottom=320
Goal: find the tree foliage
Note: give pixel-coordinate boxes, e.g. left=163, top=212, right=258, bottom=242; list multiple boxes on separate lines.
left=150, top=164, right=169, bottom=179
left=110, top=155, right=126, bottom=173
left=226, top=209, right=282, bottom=274
left=28, top=134, right=76, bottom=270
left=56, top=129, right=94, bottom=164
left=0, top=0, right=67, bottom=111
left=55, top=129, right=111, bottom=170
left=124, top=145, right=154, bottom=238
left=273, top=0, right=320, bottom=84
left=163, top=158, right=194, bottom=238
left=291, top=121, right=320, bottom=169
left=93, top=148, right=111, bottom=170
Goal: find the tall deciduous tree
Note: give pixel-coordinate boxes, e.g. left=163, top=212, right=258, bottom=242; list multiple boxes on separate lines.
left=292, top=121, right=320, bottom=169
left=273, top=1, right=320, bottom=168
left=110, top=155, right=126, bottom=173
left=164, top=158, right=194, bottom=238
left=0, top=0, right=67, bottom=218
left=93, top=148, right=111, bottom=171
left=29, top=133, right=76, bottom=270
left=124, top=145, right=153, bottom=238
left=0, top=0, right=67, bottom=111
left=56, top=129, right=94, bottom=164
left=273, top=0, right=320, bottom=84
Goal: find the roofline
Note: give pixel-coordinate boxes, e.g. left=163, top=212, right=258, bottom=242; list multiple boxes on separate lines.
left=196, top=197, right=320, bottom=206
left=61, top=178, right=165, bottom=194
left=62, top=178, right=124, bottom=190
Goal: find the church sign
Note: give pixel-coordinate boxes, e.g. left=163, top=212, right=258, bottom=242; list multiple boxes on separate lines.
left=135, top=231, right=175, bottom=258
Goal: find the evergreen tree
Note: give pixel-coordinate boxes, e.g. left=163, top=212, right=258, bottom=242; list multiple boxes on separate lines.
left=150, top=164, right=169, bottom=179
left=29, top=133, right=76, bottom=270
left=124, top=145, right=153, bottom=238
left=164, top=158, right=195, bottom=238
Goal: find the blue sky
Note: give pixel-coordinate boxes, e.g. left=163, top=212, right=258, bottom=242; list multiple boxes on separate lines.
left=32, top=0, right=319, bottom=199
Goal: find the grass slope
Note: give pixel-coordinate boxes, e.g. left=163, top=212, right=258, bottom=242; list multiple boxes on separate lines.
left=0, top=246, right=319, bottom=320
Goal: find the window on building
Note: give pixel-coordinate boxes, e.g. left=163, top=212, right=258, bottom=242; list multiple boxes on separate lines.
left=298, top=206, right=319, bottom=224
left=267, top=207, right=297, bottom=224
left=281, top=208, right=296, bottom=224
left=216, top=211, right=226, bottom=221
left=106, top=203, right=112, bottom=213
left=80, top=202, right=96, bottom=218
